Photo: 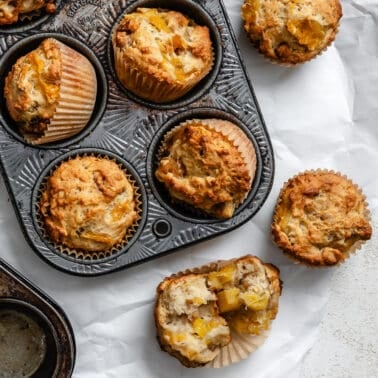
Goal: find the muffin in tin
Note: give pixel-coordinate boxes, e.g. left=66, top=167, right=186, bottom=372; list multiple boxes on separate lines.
left=0, top=1, right=56, bottom=25
left=272, top=170, right=372, bottom=266
left=39, top=156, right=139, bottom=254
left=112, top=7, right=214, bottom=103
left=241, top=0, right=342, bottom=65
left=155, top=118, right=256, bottom=219
left=155, top=255, right=282, bottom=368
left=4, top=38, right=97, bottom=145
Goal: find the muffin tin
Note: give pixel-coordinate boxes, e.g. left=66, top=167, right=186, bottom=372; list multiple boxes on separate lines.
left=0, top=258, right=75, bottom=376
left=0, top=0, right=274, bottom=275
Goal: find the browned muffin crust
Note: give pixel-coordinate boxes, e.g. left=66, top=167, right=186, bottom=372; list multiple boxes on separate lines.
left=113, top=7, right=213, bottom=103
left=40, top=156, right=138, bottom=252
left=241, top=0, right=342, bottom=64
left=272, top=171, right=372, bottom=266
left=0, top=1, right=56, bottom=25
left=155, top=119, right=255, bottom=219
left=4, top=38, right=61, bottom=136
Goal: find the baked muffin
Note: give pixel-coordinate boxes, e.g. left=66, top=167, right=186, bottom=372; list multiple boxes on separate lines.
left=241, top=0, right=342, bottom=65
left=4, top=38, right=97, bottom=144
left=155, top=274, right=231, bottom=367
left=40, top=156, right=139, bottom=253
left=272, top=170, right=372, bottom=266
left=0, top=0, right=56, bottom=25
left=155, top=119, right=256, bottom=219
left=154, top=255, right=282, bottom=368
left=112, top=7, right=213, bottom=103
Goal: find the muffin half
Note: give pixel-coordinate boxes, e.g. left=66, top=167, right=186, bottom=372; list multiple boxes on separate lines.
left=241, top=0, right=342, bottom=65
left=272, top=170, right=372, bottom=266
left=112, top=7, right=213, bottom=103
left=4, top=38, right=97, bottom=144
left=155, top=118, right=256, bottom=219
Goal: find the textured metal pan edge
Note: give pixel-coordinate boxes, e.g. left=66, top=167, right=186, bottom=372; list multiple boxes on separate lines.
left=0, top=0, right=274, bottom=275
left=0, top=258, right=76, bottom=376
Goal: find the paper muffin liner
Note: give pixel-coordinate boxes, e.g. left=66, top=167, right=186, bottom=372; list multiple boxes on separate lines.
left=112, top=41, right=214, bottom=104
left=241, top=0, right=341, bottom=67
left=272, top=169, right=372, bottom=267
left=24, top=39, right=97, bottom=145
left=156, top=118, right=257, bottom=218
left=157, top=255, right=280, bottom=368
left=35, top=153, right=143, bottom=261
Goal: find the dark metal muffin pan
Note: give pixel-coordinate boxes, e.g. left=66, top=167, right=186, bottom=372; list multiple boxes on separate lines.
left=0, top=258, right=75, bottom=376
left=0, top=0, right=275, bottom=276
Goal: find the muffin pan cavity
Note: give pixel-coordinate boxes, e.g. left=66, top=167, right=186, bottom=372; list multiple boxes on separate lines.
left=32, top=148, right=147, bottom=264
left=147, top=108, right=262, bottom=223
left=107, top=0, right=223, bottom=109
left=0, top=0, right=274, bottom=275
left=0, top=259, right=75, bottom=376
left=0, top=32, right=108, bottom=149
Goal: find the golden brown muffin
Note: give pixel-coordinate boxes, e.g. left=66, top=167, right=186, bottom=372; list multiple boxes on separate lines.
left=4, top=38, right=97, bottom=145
left=0, top=0, right=56, bottom=25
left=272, top=171, right=372, bottom=266
left=154, top=255, right=282, bottom=368
left=207, top=256, right=281, bottom=336
left=241, top=0, right=342, bottom=65
left=155, top=274, right=231, bottom=367
left=155, top=119, right=256, bottom=219
left=112, top=7, right=213, bottom=103
left=40, top=156, right=138, bottom=253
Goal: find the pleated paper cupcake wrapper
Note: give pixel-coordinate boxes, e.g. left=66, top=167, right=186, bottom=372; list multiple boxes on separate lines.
left=24, top=39, right=97, bottom=145
left=158, top=118, right=257, bottom=208
left=113, top=46, right=213, bottom=103
left=35, top=153, right=143, bottom=261
left=272, top=169, right=372, bottom=268
left=162, top=256, right=279, bottom=368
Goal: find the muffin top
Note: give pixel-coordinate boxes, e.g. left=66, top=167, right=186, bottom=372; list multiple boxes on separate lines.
left=155, top=119, right=255, bottom=219
left=0, top=1, right=56, bottom=25
left=4, top=38, right=61, bottom=136
left=272, top=171, right=372, bottom=266
left=40, top=156, right=138, bottom=252
left=155, top=274, right=231, bottom=367
left=241, top=0, right=342, bottom=64
left=113, top=7, right=213, bottom=85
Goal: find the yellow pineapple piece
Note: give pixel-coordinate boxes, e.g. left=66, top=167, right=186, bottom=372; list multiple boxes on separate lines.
left=239, top=292, right=270, bottom=311
left=192, top=318, right=220, bottom=339
left=287, top=19, right=325, bottom=51
left=208, top=264, right=236, bottom=289
left=229, top=310, right=271, bottom=335
left=217, top=288, right=241, bottom=313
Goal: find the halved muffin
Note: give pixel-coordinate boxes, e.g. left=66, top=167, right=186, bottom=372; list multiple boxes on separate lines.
left=155, top=274, right=231, bottom=367
left=112, top=7, right=213, bottom=103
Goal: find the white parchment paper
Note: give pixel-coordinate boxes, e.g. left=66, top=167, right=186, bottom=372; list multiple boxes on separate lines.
left=1, top=1, right=377, bottom=377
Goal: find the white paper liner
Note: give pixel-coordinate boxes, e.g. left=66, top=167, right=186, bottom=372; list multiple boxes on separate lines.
left=272, top=169, right=372, bottom=267
left=25, top=39, right=97, bottom=144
